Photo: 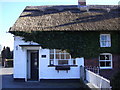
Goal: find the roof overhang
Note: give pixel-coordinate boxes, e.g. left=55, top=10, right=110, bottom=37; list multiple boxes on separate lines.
left=19, top=44, right=42, bottom=50
left=19, top=45, right=41, bottom=47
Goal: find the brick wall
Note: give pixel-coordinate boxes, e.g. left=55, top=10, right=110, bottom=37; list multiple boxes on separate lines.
left=85, top=58, right=99, bottom=67
left=85, top=54, right=120, bottom=80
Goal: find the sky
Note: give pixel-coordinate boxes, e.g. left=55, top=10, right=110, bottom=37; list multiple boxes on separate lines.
left=0, top=0, right=119, bottom=51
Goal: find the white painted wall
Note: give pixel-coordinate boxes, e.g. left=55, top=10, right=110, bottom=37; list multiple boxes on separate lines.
left=76, top=58, right=84, bottom=67
left=14, top=36, right=39, bottom=79
left=14, top=36, right=84, bottom=80
left=39, top=49, right=84, bottom=79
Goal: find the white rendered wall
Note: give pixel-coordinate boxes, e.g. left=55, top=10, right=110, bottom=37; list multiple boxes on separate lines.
left=39, top=49, right=84, bottom=79
left=13, top=36, right=39, bottom=79
left=14, top=36, right=84, bottom=79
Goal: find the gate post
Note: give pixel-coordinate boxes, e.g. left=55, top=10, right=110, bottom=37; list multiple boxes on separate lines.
left=80, top=65, right=85, bottom=80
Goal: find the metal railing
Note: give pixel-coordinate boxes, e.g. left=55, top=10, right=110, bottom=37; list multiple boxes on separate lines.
left=85, top=66, right=100, bottom=74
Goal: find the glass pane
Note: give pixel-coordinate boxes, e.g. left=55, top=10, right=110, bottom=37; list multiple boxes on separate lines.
left=66, top=54, right=70, bottom=59
left=107, top=35, right=110, bottom=41
left=50, top=60, right=54, bottom=65
left=34, top=59, right=37, bottom=66
left=102, top=41, right=106, bottom=46
left=106, top=61, right=111, bottom=66
left=101, top=35, right=107, bottom=41
left=104, top=36, right=107, bottom=40
left=50, top=49, right=54, bottom=53
left=106, top=41, right=110, bottom=47
left=107, top=42, right=111, bottom=47
left=56, top=49, right=68, bottom=53
left=106, top=55, right=110, bottom=60
left=56, top=50, right=61, bottom=53
left=100, top=61, right=105, bottom=67
left=100, top=55, right=105, bottom=60
left=56, top=54, right=60, bottom=59
left=101, top=35, right=104, bottom=41
left=63, top=50, right=67, bottom=53
left=50, top=54, right=54, bottom=59
left=61, top=54, right=64, bottom=59
left=73, top=60, right=76, bottom=65
left=58, top=60, right=68, bottom=65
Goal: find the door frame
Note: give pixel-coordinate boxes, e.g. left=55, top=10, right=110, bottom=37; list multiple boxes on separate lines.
left=26, top=50, right=39, bottom=81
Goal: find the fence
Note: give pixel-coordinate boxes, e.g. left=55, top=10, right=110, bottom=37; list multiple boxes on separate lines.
left=85, top=66, right=100, bottom=74
left=80, top=66, right=111, bottom=90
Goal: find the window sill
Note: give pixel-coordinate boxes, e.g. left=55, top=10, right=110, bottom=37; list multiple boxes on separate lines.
left=100, top=67, right=112, bottom=69
left=100, top=46, right=111, bottom=48
left=48, top=65, right=78, bottom=67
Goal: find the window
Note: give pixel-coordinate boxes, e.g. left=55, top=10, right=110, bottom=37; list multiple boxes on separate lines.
left=49, top=49, right=76, bottom=65
left=99, top=53, right=112, bottom=69
left=100, top=34, right=111, bottom=47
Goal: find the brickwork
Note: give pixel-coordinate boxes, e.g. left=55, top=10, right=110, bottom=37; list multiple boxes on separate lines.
left=85, top=58, right=99, bottom=67
left=85, top=54, right=120, bottom=80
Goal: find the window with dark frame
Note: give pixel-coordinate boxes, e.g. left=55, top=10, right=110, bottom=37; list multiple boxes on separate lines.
left=99, top=53, right=112, bottom=69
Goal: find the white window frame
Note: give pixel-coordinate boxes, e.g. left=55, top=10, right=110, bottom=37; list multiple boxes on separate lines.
left=100, top=34, right=111, bottom=47
left=99, top=53, right=112, bottom=69
left=49, top=49, right=76, bottom=65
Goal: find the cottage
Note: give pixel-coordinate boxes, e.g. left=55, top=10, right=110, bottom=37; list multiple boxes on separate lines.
left=9, top=2, right=120, bottom=81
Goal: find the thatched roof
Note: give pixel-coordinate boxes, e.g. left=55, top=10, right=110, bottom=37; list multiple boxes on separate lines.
left=9, top=5, right=120, bottom=32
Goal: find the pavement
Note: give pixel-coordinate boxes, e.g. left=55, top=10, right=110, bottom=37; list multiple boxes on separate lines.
left=84, top=81, right=98, bottom=90
left=0, top=67, right=89, bottom=90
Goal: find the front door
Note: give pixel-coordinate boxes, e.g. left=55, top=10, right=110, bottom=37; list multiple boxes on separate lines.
left=30, top=51, right=39, bottom=81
